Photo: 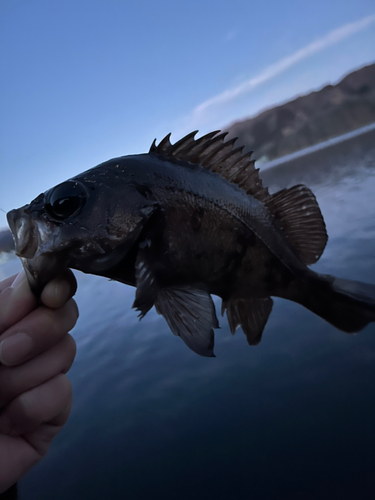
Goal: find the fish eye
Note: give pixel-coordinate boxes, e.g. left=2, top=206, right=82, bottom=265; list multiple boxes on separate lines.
left=45, top=181, right=88, bottom=220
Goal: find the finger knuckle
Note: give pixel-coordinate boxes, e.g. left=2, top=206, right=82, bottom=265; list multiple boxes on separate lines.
left=41, top=301, right=77, bottom=339
left=16, top=389, right=38, bottom=421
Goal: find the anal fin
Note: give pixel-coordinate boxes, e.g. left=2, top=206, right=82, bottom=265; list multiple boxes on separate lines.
left=222, top=297, right=273, bottom=345
left=155, top=285, right=219, bottom=357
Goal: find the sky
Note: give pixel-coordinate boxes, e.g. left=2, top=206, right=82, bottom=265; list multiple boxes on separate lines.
left=0, top=0, right=375, bottom=229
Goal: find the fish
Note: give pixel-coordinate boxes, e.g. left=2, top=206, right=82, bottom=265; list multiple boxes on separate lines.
left=6, top=131, right=375, bottom=356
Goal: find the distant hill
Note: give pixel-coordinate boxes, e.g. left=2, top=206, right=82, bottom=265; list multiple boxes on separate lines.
left=226, top=64, right=375, bottom=161
left=0, top=229, right=14, bottom=255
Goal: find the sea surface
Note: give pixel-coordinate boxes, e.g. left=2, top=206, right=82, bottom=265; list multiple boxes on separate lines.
left=1, top=126, right=375, bottom=499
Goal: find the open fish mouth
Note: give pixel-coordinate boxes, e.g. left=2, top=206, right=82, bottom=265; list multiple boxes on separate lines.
left=7, top=208, right=39, bottom=259
left=7, top=207, right=68, bottom=296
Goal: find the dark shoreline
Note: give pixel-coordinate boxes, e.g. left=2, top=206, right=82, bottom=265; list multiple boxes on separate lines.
left=261, top=124, right=375, bottom=192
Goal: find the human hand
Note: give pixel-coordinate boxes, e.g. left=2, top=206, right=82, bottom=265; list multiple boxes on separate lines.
left=0, top=270, right=79, bottom=493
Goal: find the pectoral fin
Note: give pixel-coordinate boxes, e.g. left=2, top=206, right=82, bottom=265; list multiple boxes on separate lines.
left=132, top=247, right=159, bottom=319
left=155, top=286, right=219, bottom=357
left=222, top=297, right=273, bottom=345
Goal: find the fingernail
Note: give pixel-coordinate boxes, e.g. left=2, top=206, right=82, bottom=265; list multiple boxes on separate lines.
left=0, top=333, right=34, bottom=365
left=41, top=279, right=71, bottom=309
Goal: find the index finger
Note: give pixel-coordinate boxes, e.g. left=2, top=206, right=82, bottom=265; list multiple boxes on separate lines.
left=0, top=271, right=36, bottom=336
left=0, top=269, right=77, bottom=336
left=0, top=274, right=18, bottom=293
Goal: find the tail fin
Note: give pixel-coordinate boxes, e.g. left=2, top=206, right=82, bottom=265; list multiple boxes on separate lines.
left=288, top=273, right=375, bottom=333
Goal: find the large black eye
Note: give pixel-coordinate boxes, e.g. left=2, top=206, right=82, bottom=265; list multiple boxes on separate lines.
left=45, top=181, right=88, bottom=220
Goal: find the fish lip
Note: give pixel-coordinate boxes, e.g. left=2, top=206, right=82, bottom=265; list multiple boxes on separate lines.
left=7, top=207, right=69, bottom=296
left=7, top=208, right=38, bottom=259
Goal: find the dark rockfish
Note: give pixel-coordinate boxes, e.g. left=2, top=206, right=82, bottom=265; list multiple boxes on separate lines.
left=7, top=131, right=375, bottom=356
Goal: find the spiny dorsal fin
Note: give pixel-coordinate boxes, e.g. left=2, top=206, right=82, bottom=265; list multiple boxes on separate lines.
left=265, top=185, right=328, bottom=265
left=150, top=130, right=270, bottom=203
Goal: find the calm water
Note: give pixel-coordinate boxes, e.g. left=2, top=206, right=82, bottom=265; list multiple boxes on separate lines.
left=2, top=128, right=375, bottom=499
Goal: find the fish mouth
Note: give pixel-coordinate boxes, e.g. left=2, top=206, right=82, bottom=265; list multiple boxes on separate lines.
left=7, top=208, right=38, bottom=259
left=7, top=208, right=68, bottom=297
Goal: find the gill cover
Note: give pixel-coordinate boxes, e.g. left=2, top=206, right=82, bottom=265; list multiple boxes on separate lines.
left=7, top=177, right=158, bottom=296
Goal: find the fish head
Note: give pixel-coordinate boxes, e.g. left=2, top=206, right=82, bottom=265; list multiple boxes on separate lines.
left=7, top=167, right=157, bottom=296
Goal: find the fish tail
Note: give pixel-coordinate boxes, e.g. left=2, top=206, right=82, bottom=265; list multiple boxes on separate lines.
left=286, top=272, right=375, bottom=333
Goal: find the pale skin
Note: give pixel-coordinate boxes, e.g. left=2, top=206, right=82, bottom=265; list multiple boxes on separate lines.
left=0, top=270, right=79, bottom=493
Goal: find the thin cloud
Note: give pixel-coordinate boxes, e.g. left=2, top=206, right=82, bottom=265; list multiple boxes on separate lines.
left=192, top=14, right=375, bottom=119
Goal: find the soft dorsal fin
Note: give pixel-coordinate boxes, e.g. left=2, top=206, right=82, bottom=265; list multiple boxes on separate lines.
left=150, top=130, right=270, bottom=203
left=265, top=185, right=328, bottom=265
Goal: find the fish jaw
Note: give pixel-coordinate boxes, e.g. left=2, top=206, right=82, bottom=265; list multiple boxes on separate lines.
left=7, top=207, right=69, bottom=296
left=6, top=200, right=155, bottom=296
left=7, top=207, right=38, bottom=259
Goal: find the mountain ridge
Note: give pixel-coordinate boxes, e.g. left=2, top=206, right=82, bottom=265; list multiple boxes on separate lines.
left=225, top=63, right=375, bottom=161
